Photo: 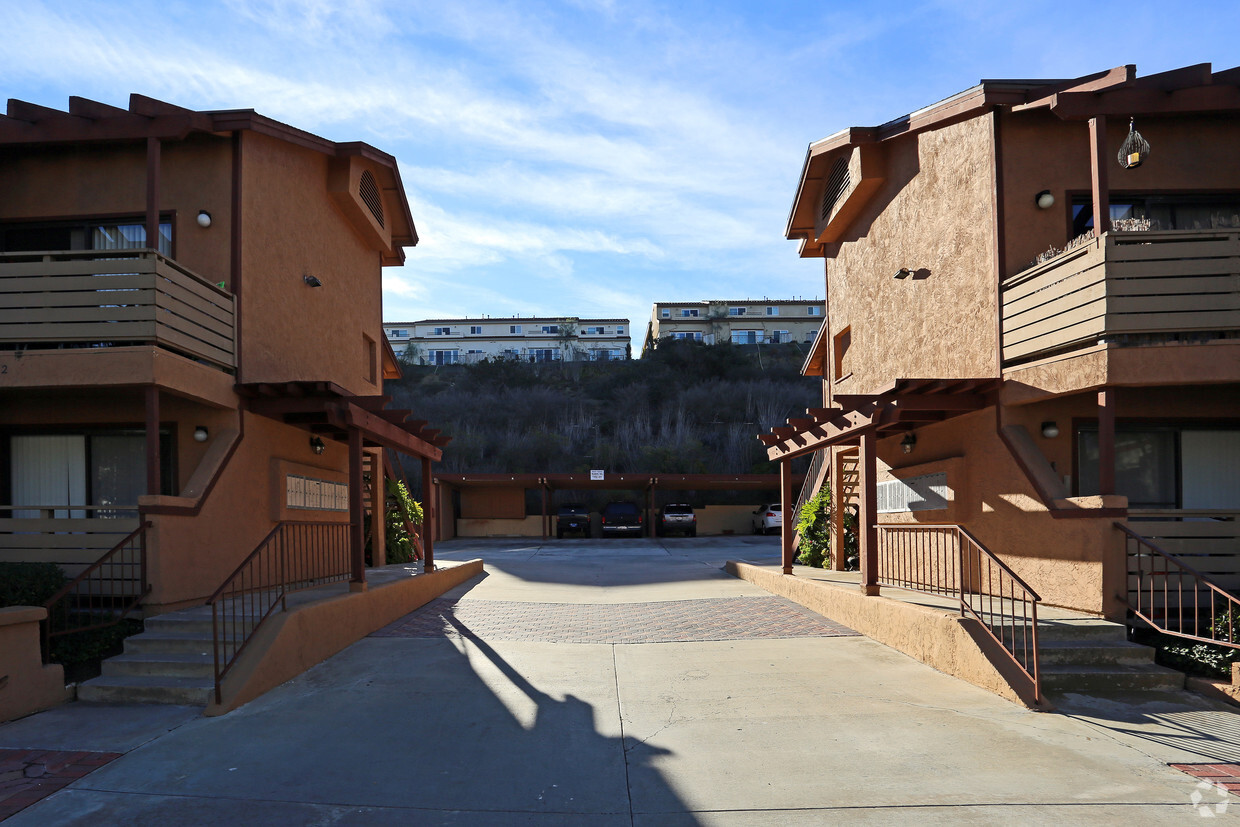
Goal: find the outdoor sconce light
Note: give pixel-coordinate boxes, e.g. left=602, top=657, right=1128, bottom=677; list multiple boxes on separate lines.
left=900, top=433, right=917, bottom=454
left=193, top=426, right=209, bottom=443
left=310, top=436, right=326, bottom=455
left=197, top=210, right=212, bottom=228
left=893, top=268, right=912, bottom=280
left=1035, top=190, right=1055, bottom=210
left=1041, top=421, right=1060, bottom=439
left=304, top=275, right=323, bottom=287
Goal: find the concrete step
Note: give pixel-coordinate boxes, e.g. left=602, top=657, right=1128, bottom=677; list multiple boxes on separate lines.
left=1036, top=618, right=1129, bottom=643
left=77, top=674, right=214, bottom=706
left=1040, top=663, right=1185, bottom=694
left=1038, top=639, right=1158, bottom=667
left=101, top=651, right=215, bottom=679
left=123, top=630, right=215, bottom=657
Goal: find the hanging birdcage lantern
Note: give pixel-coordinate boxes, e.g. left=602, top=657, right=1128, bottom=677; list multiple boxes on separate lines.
left=1117, top=118, right=1150, bottom=169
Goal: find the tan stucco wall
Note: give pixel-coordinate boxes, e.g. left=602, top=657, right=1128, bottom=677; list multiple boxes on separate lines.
left=457, top=516, right=545, bottom=537
left=825, top=115, right=998, bottom=398
left=238, top=132, right=385, bottom=395
left=0, top=607, right=70, bottom=723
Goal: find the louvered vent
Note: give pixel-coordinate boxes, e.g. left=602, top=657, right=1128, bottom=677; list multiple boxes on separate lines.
left=819, top=156, right=851, bottom=223
left=359, top=170, right=385, bottom=228
left=876, top=472, right=949, bottom=514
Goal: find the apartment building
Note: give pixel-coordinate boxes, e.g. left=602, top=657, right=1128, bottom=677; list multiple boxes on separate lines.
left=642, top=299, right=824, bottom=356
left=758, top=63, right=1240, bottom=704
left=385, top=317, right=630, bottom=364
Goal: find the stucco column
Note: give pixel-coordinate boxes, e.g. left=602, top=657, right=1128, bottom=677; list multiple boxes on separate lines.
left=1089, top=117, right=1109, bottom=238
left=1098, top=388, right=1116, bottom=496
left=859, top=430, right=880, bottom=596
left=144, top=386, right=160, bottom=497
left=780, top=457, right=794, bottom=574
left=421, top=457, right=435, bottom=571
left=348, top=429, right=365, bottom=587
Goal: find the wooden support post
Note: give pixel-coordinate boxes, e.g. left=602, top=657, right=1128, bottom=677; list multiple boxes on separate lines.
left=830, top=449, right=846, bottom=571
left=348, top=429, right=365, bottom=587
left=144, top=385, right=160, bottom=496
left=648, top=484, right=656, bottom=538
left=1089, top=117, right=1109, bottom=238
left=422, top=457, right=435, bottom=571
left=368, top=448, right=386, bottom=568
left=541, top=484, right=549, bottom=540
left=1098, top=388, right=1115, bottom=496
left=859, top=430, right=880, bottom=596
left=146, top=137, right=161, bottom=252
left=780, top=457, right=794, bottom=574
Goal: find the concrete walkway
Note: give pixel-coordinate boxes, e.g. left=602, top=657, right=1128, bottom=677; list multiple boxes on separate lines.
left=2, top=537, right=1239, bottom=824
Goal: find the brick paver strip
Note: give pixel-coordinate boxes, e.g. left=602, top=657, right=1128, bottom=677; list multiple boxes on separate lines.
left=0, top=748, right=122, bottom=822
left=1171, top=763, right=1240, bottom=799
left=373, top=596, right=859, bottom=644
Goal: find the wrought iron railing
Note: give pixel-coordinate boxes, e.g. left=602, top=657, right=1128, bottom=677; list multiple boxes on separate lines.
left=1118, top=522, right=1240, bottom=649
left=41, top=522, right=151, bottom=662
left=877, top=524, right=1041, bottom=703
left=208, top=521, right=352, bottom=704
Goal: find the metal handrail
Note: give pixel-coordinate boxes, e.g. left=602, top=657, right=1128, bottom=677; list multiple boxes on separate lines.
left=1117, top=522, right=1239, bottom=649
left=791, top=449, right=827, bottom=545
left=208, top=521, right=352, bottom=704
left=877, top=524, right=1041, bottom=703
left=41, top=522, right=151, bottom=663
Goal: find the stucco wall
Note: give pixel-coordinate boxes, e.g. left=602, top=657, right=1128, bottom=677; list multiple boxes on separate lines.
left=0, top=607, right=69, bottom=723
left=826, top=115, right=998, bottom=399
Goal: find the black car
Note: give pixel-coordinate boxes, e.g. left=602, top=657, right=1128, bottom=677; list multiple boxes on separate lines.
left=601, top=501, right=643, bottom=537
left=556, top=502, right=589, bottom=538
left=658, top=504, right=696, bottom=537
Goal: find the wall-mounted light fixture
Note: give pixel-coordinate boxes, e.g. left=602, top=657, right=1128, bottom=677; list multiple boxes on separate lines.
left=193, top=426, right=209, bottom=442
left=900, top=432, right=917, bottom=454
left=197, top=210, right=212, bottom=228
left=310, top=436, right=326, bottom=455
left=1035, top=190, right=1055, bottom=210
left=893, top=268, right=912, bottom=280
left=304, top=275, right=323, bottom=287
left=1041, top=421, right=1060, bottom=439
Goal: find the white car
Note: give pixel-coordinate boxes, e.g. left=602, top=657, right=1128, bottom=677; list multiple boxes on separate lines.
left=752, top=503, right=781, bottom=535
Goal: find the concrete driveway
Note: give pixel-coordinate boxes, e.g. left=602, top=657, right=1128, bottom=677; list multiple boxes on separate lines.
left=2, top=537, right=1238, bottom=824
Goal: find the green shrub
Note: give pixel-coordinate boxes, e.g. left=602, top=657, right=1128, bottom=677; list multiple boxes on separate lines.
left=384, top=479, right=424, bottom=565
left=795, top=485, right=859, bottom=570
left=0, top=562, right=67, bottom=608
left=1139, top=609, right=1240, bottom=679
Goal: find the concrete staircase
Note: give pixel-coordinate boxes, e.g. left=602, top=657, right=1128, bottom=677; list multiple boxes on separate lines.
left=1037, top=617, right=1184, bottom=695
left=77, top=606, right=221, bottom=706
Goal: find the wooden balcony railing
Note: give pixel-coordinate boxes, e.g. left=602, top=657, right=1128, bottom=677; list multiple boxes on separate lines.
left=0, top=505, right=142, bottom=582
left=0, top=249, right=235, bottom=370
left=1001, top=230, right=1240, bottom=366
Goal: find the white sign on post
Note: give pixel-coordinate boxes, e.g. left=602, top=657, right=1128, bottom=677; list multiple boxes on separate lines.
left=590, top=469, right=605, bottom=481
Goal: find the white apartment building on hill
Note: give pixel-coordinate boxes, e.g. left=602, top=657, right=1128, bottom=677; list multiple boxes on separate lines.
left=385, top=317, right=631, bottom=365
left=642, top=299, right=825, bottom=356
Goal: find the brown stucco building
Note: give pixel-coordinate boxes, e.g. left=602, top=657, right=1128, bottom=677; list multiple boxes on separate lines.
left=0, top=94, right=447, bottom=617
left=763, top=64, right=1240, bottom=651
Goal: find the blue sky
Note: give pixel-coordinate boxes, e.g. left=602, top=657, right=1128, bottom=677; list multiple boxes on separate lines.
left=4, top=1, right=1239, bottom=341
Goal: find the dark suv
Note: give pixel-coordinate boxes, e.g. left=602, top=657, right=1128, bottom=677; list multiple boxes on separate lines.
left=556, top=502, right=589, bottom=539
left=658, top=504, right=696, bottom=537
left=600, top=501, right=643, bottom=537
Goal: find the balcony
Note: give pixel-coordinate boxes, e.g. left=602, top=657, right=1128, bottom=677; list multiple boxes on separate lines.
left=0, top=249, right=235, bottom=370
left=1001, top=230, right=1240, bottom=367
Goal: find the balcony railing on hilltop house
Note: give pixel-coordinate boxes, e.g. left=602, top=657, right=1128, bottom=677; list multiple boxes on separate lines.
left=0, top=249, right=235, bottom=370
left=1001, top=230, right=1240, bottom=367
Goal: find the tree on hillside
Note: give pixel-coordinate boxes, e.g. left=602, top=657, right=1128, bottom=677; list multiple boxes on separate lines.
left=555, top=317, right=580, bottom=361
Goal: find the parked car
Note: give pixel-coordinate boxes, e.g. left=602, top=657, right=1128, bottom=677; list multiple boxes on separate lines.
left=658, top=504, right=696, bottom=537
left=752, top=503, right=781, bottom=535
left=601, top=501, right=643, bottom=537
left=556, top=502, right=590, bottom=539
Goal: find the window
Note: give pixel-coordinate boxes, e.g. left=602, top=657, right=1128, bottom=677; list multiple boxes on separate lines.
left=805, top=330, right=817, bottom=342
left=510, top=325, right=522, bottom=334
left=585, top=326, right=605, bottom=335
left=1076, top=424, right=1240, bottom=509
left=671, top=332, right=702, bottom=341
left=1071, top=194, right=1240, bottom=237
left=616, top=326, right=624, bottom=334
left=427, top=349, right=459, bottom=365
left=531, top=348, right=560, bottom=362
left=770, top=330, right=790, bottom=343
left=661, top=309, right=671, bottom=318
left=432, top=327, right=451, bottom=336
left=728, top=307, right=747, bottom=316
left=541, top=325, right=559, bottom=334
left=807, top=306, right=822, bottom=316
left=731, top=330, right=760, bottom=344
left=0, top=217, right=172, bottom=256
left=385, top=329, right=408, bottom=338
left=679, top=309, right=699, bottom=317
left=591, top=348, right=625, bottom=361
left=468, top=326, right=482, bottom=334
left=767, top=307, right=779, bottom=316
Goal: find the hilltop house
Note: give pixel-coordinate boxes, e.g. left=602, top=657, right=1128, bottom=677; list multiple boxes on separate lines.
left=642, top=299, right=824, bottom=356
left=386, top=316, right=630, bottom=364
left=0, top=94, right=449, bottom=619
left=759, top=64, right=1240, bottom=693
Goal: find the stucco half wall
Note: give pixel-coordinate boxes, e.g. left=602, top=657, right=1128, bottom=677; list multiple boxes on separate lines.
left=0, top=607, right=71, bottom=723
left=206, top=559, right=483, bottom=716
left=726, top=561, right=1045, bottom=709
